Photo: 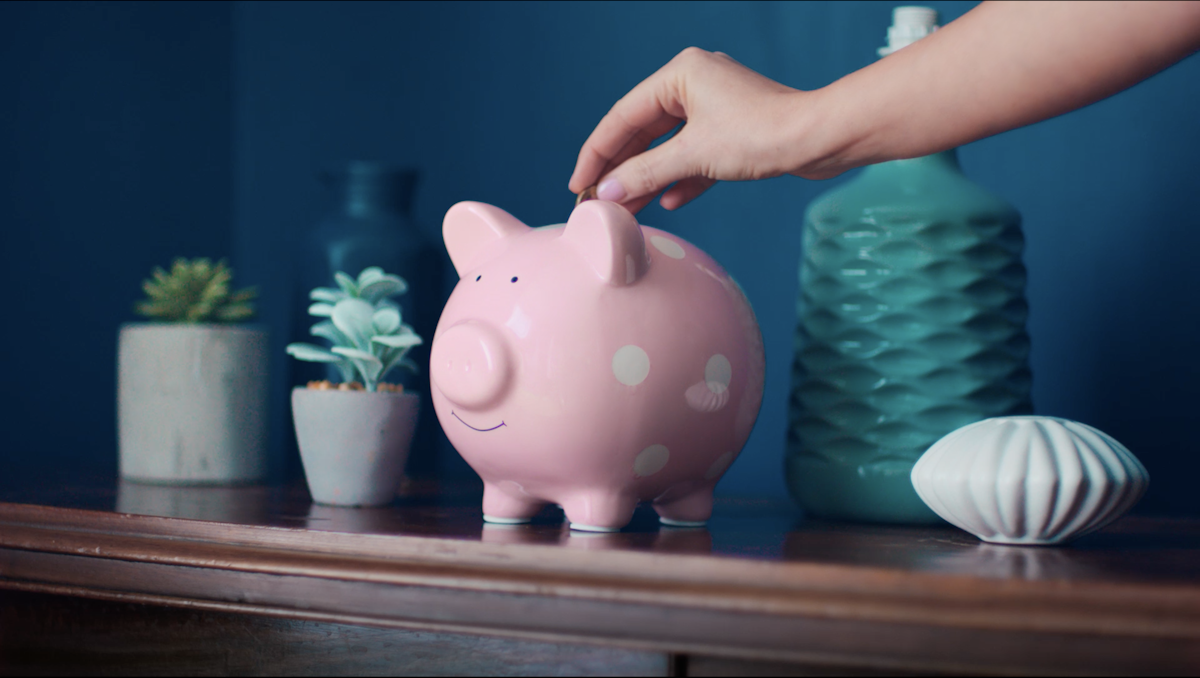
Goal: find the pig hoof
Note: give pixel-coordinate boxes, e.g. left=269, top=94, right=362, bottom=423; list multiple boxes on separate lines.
left=482, top=482, right=543, bottom=523
left=659, top=517, right=707, bottom=528
left=483, top=514, right=532, bottom=525
left=569, top=522, right=621, bottom=533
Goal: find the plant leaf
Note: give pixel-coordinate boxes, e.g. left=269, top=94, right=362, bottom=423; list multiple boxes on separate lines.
left=332, top=346, right=383, bottom=386
left=357, top=267, right=385, bottom=286
left=334, top=360, right=357, bottom=383
left=142, top=279, right=170, bottom=300
left=334, top=271, right=358, bottom=296
left=331, top=298, right=375, bottom=350
left=310, top=320, right=349, bottom=346
left=286, top=343, right=342, bottom=362
left=379, top=348, right=417, bottom=380
left=372, top=334, right=422, bottom=348
left=308, top=302, right=335, bottom=317
left=309, top=287, right=343, bottom=303
left=216, top=304, right=255, bottom=322
left=331, top=346, right=382, bottom=365
left=372, top=307, right=401, bottom=335
left=228, top=287, right=258, bottom=303
left=358, top=276, right=408, bottom=304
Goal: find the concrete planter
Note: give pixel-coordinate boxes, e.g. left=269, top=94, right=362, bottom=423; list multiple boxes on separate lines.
left=117, top=323, right=269, bottom=484
left=292, top=388, right=419, bottom=506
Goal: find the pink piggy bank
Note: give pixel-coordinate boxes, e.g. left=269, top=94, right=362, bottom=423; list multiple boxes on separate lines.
left=430, top=200, right=765, bottom=531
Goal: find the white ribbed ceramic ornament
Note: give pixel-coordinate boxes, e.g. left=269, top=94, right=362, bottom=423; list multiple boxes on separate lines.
left=911, top=416, right=1148, bottom=545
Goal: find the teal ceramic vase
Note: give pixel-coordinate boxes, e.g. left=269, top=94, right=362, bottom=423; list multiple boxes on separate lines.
left=786, top=149, right=1033, bottom=524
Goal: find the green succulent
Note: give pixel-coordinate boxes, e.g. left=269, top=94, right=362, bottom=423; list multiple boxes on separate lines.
left=135, top=258, right=257, bottom=323
left=286, top=267, right=422, bottom=392
left=308, top=266, right=408, bottom=310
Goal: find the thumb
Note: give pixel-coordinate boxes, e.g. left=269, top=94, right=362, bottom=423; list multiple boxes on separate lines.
left=595, top=132, right=697, bottom=206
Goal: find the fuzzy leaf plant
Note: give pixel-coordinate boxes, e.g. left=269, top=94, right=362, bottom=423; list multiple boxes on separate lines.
left=135, top=257, right=257, bottom=323
left=308, top=266, right=408, bottom=312
left=286, top=267, right=422, bottom=392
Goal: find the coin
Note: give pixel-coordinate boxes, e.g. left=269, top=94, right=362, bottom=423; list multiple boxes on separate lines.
left=575, top=185, right=598, bottom=206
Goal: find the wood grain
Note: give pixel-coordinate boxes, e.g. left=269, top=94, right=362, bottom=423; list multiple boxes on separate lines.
left=0, top=590, right=670, bottom=676
left=2, top=481, right=1200, bottom=674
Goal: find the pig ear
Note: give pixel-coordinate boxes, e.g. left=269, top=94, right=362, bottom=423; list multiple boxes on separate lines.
left=560, top=200, right=649, bottom=287
left=443, top=201, right=532, bottom=277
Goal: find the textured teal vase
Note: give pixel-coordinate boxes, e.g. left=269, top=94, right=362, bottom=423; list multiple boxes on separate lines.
left=786, top=150, right=1033, bottom=524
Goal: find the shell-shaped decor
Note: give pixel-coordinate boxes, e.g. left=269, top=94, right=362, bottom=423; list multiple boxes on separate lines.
left=911, top=416, right=1149, bottom=545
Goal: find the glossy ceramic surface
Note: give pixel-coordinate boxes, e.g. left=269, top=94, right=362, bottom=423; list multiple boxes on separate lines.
left=788, top=150, right=1033, bottom=524
left=431, top=200, right=765, bottom=531
left=911, top=416, right=1149, bottom=545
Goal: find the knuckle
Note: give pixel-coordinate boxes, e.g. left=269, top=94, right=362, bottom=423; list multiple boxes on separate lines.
left=675, top=46, right=709, bottom=65
left=625, top=156, right=660, bottom=197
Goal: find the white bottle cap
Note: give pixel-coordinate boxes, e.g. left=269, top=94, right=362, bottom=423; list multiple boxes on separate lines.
left=878, top=6, right=939, bottom=57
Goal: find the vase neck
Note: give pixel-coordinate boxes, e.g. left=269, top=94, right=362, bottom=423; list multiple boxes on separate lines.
left=323, top=163, right=418, bottom=218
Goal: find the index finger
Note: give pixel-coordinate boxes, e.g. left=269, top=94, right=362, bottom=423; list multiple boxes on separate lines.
left=568, top=61, right=687, bottom=193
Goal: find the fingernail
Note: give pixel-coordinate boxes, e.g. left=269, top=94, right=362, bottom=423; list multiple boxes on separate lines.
left=597, top=178, right=626, bottom=202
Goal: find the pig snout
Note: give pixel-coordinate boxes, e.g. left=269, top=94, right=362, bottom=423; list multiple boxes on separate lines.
left=431, top=321, right=512, bottom=409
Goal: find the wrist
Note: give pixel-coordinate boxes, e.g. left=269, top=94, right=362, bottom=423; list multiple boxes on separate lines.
left=784, top=81, right=887, bottom=181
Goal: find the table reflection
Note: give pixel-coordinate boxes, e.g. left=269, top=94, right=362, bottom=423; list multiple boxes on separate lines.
left=306, top=502, right=407, bottom=532
left=116, top=480, right=272, bottom=524
left=940, top=543, right=1099, bottom=580
left=480, top=521, right=714, bottom=553
left=70, top=479, right=1198, bottom=584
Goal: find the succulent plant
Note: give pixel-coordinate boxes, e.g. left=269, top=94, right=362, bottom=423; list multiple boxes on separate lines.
left=286, top=267, right=422, bottom=392
left=308, top=267, right=408, bottom=310
left=135, top=258, right=257, bottom=323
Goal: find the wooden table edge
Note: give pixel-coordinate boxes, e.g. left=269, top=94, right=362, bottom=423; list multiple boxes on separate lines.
left=2, top=499, right=1199, bottom=644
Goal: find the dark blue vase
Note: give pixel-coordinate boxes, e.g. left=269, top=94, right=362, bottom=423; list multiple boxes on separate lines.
left=310, top=162, right=423, bottom=334
left=293, top=161, right=446, bottom=478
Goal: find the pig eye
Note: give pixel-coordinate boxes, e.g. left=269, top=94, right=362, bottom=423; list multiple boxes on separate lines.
left=511, top=276, right=518, bottom=283
left=475, top=275, right=481, bottom=282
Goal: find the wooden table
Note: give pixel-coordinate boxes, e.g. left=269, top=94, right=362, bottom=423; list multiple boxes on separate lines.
left=1, top=475, right=1198, bottom=676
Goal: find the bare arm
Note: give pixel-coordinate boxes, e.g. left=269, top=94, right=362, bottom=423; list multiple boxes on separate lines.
left=569, top=1, right=1200, bottom=214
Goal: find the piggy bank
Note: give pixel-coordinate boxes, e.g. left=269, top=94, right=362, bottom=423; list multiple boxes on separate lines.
left=430, top=200, right=765, bottom=531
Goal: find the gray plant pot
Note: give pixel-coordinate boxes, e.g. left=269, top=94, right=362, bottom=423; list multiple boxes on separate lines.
left=292, top=387, right=419, bottom=506
left=117, top=323, right=269, bottom=485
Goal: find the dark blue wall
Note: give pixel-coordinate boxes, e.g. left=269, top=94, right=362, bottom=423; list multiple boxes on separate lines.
left=0, top=1, right=233, bottom=483
left=232, top=0, right=1200, bottom=513
left=6, top=1, right=1200, bottom=515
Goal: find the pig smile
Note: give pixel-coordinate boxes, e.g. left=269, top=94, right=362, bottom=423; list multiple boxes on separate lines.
left=452, top=411, right=507, bottom=432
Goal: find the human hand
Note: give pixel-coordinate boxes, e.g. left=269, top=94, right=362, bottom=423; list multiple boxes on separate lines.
left=568, top=47, right=825, bottom=214
left=570, top=4, right=1200, bottom=216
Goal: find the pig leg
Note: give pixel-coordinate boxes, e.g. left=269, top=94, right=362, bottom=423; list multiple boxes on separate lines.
left=482, top=482, right=545, bottom=524
left=561, top=491, right=638, bottom=532
left=653, top=486, right=714, bottom=527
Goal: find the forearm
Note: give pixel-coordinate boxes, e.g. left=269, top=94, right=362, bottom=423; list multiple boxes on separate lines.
left=799, top=1, right=1200, bottom=176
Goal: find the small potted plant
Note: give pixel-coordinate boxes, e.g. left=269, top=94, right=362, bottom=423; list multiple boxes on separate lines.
left=287, top=267, right=423, bottom=506
left=118, top=258, right=268, bottom=484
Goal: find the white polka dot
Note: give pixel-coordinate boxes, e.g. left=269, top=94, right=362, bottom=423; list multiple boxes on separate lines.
left=705, top=451, right=736, bottom=480
left=634, top=444, right=670, bottom=477
left=612, top=345, right=650, bottom=386
left=705, top=354, right=732, bottom=394
left=650, top=235, right=685, bottom=259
